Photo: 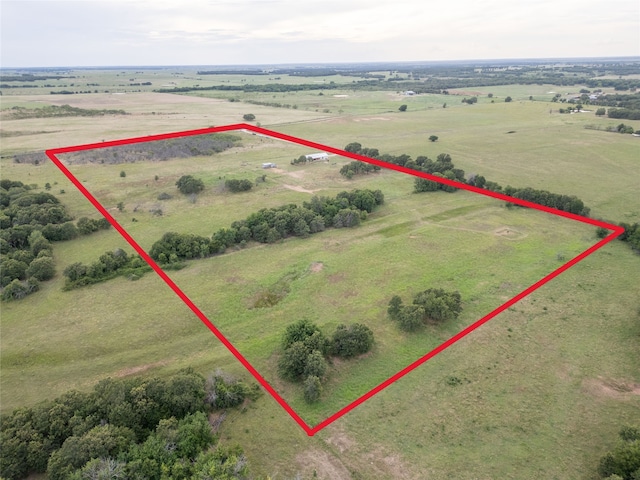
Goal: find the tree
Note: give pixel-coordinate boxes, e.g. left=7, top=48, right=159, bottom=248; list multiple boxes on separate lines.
left=225, top=179, right=253, bottom=193
left=119, top=171, right=126, bottom=178
left=505, top=96, right=513, bottom=103
left=331, top=323, right=374, bottom=358
left=303, top=376, right=322, bottom=403
left=487, top=93, right=493, bottom=98
left=398, top=104, right=407, bottom=112
left=282, top=319, right=323, bottom=350
left=303, top=350, right=328, bottom=379
left=26, top=256, right=56, bottom=281
left=598, top=426, right=640, bottom=479
left=176, top=175, right=205, bottom=195
left=277, top=341, right=309, bottom=382
left=242, top=113, right=255, bottom=121
left=429, top=135, right=439, bottom=142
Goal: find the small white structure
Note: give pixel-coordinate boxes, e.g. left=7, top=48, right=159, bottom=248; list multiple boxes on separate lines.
left=262, top=162, right=277, bottom=169
left=305, top=152, right=329, bottom=162
left=404, top=90, right=416, bottom=96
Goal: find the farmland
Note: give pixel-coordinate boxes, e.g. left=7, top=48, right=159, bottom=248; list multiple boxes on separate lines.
left=1, top=63, right=639, bottom=479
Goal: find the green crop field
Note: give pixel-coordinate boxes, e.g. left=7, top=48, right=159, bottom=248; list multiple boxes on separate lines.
left=1, top=66, right=639, bottom=479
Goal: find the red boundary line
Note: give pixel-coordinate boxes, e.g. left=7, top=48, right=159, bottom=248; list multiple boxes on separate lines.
left=46, top=123, right=624, bottom=436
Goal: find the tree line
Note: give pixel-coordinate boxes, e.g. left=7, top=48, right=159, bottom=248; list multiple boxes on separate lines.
left=62, top=189, right=384, bottom=288
left=341, top=143, right=590, bottom=216
left=0, top=180, right=111, bottom=301
left=0, top=369, right=258, bottom=480
left=149, top=189, right=384, bottom=264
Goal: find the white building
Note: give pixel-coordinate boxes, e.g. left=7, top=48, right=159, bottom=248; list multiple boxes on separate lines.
left=304, top=152, right=329, bottom=162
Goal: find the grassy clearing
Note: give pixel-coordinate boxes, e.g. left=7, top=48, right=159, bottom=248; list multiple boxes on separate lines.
left=1, top=78, right=639, bottom=479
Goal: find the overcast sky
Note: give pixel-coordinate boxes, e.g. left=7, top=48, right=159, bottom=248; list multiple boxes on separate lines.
left=1, top=0, right=639, bottom=67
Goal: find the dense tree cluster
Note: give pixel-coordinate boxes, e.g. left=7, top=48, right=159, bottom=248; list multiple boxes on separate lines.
left=225, top=178, right=253, bottom=192
left=598, top=426, right=640, bottom=479
left=149, top=189, right=384, bottom=264
left=0, top=181, right=111, bottom=301
left=339, top=161, right=381, bottom=179
left=62, top=249, right=151, bottom=289
left=388, top=288, right=463, bottom=332
left=0, top=369, right=255, bottom=480
left=277, top=319, right=374, bottom=403
left=49, top=134, right=240, bottom=166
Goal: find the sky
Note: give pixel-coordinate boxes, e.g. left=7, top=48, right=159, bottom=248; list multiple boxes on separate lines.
left=1, top=0, right=639, bottom=68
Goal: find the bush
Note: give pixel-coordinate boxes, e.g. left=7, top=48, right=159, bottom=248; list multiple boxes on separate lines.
left=26, top=256, right=56, bottom=281
left=242, top=113, right=256, bottom=121
left=398, top=104, right=407, bottom=112
left=303, top=350, right=328, bottom=379
left=303, top=376, right=322, bottom=403
left=176, top=175, right=204, bottom=195
left=225, top=179, right=253, bottom=193
left=331, top=323, right=374, bottom=358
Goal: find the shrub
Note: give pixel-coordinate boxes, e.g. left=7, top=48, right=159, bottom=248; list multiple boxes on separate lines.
left=242, top=113, right=256, bottom=121
left=331, top=323, right=374, bottom=358
left=303, top=376, right=322, bottom=403
left=225, top=179, right=253, bottom=193
left=176, top=175, right=205, bottom=195
left=26, top=256, right=56, bottom=281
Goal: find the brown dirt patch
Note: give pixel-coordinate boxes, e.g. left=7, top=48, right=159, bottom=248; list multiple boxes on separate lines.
left=494, top=226, right=526, bottom=240
left=328, top=272, right=346, bottom=284
left=353, top=116, right=391, bottom=122
left=114, top=361, right=167, bottom=377
left=325, top=428, right=356, bottom=454
left=310, top=262, right=324, bottom=273
left=282, top=183, right=318, bottom=194
left=583, top=377, right=640, bottom=399
left=295, top=449, right=351, bottom=480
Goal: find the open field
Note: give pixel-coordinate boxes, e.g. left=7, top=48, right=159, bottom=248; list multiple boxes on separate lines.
left=1, top=68, right=639, bottom=479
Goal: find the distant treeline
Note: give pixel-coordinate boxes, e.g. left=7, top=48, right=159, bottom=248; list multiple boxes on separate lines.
left=0, top=74, right=74, bottom=82
left=4, top=105, right=127, bottom=120
left=197, top=70, right=268, bottom=75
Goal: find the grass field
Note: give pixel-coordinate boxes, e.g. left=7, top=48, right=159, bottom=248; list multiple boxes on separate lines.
left=1, top=70, right=639, bottom=479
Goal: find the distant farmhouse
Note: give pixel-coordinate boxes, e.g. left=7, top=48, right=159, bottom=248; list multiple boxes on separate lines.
left=305, top=152, right=329, bottom=162
left=262, top=162, right=277, bottom=169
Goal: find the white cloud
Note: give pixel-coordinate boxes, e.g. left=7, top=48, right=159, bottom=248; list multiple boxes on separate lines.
left=1, top=0, right=638, bottom=66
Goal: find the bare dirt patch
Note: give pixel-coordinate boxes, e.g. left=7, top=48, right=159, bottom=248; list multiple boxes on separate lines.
left=494, top=226, right=526, bottom=240
left=282, top=183, right=318, bottom=194
left=583, top=377, right=640, bottom=399
left=295, top=449, right=351, bottom=480
left=310, top=262, right=324, bottom=273
left=327, top=272, right=346, bottom=284
left=325, top=428, right=356, bottom=454
left=353, top=117, right=391, bottom=122
left=114, top=361, right=167, bottom=377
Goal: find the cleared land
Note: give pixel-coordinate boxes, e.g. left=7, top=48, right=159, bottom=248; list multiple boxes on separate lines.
left=1, top=68, right=639, bottom=479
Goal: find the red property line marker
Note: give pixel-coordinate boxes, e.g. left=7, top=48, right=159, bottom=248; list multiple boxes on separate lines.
left=46, top=123, right=624, bottom=436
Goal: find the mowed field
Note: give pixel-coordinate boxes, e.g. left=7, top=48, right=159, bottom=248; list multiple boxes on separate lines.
left=1, top=76, right=639, bottom=479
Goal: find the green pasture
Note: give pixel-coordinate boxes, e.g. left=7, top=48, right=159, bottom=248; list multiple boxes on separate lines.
left=1, top=75, right=639, bottom=479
